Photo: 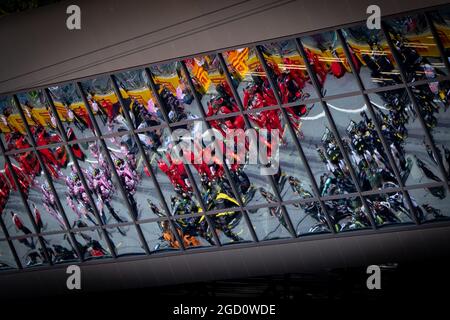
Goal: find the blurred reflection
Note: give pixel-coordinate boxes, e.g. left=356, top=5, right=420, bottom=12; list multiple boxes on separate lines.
left=0, top=95, right=33, bottom=152
left=74, top=228, right=112, bottom=260
left=48, top=84, right=96, bottom=139
left=386, top=14, right=448, bottom=81
left=149, top=62, right=201, bottom=122
left=368, top=90, right=444, bottom=186
left=106, top=225, right=145, bottom=256
left=429, top=8, right=450, bottom=61
left=408, top=187, right=450, bottom=221
left=114, top=69, right=165, bottom=130
left=140, top=221, right=181, bottom=251
left=323, top=196, right=372, bottom=231
left=248, top=206, right=292, bottom=240
left=223, top=47, right=277, bottom=108
left=285, top=202, right=331, bottom=235
left=327, top=96, right=401, bottom=191
left=301, top=31, right=360, bottom=95
left=0, top=241, right=17, bottom=269
left=13, top=236, right=47, bottom=267
left=365, top=190, right=414, bottom=226
left=0, top=156, right=36, bottom=237
left=342, top=26, right=402, bottom=89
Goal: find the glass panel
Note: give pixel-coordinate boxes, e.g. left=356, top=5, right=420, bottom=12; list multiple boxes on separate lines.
left=429, top=8, right=450, bottom=63
left=365, top=190, right=414, bottom=226
left=184, top=54, right=234, bottom=115
left=80, top=76, right=132, bottom=137
left=342, top=26, right=402, bottom=89
left=412, top=82, right=450, bottom=180
left=327, top=95, right=401, bottom=191
left=149, top=61, right=201, bottom=122
left=223, top=47, right=278, bottom=108
left=300, top=31, right=359, bottom=95
left=140, top=221, right=180, bottom=252
left=247, top=205, right=292, bottom=241
left=287, top=102, right=358, bottom=196
left=386, top=13, right=448, bottom=81
left=324, top=196, right=372, bottom=232
left=80, top=140, right=133, bottom=223
left=0, top=156, right=36, bottom=237
left=0, top=95, right=33, bottom=152
left=74, top=228, right=113, bottom=260
left=172, top=216, right=216, bottom=247
left=12, top=150, right=68, bottom=232
left=44, top=233, right=79, bottom=264
left=48, top=84, right=96, bottom=139
left=408, top=187, right=450, bottom=221
left=259, top=40, right=318, bottom=101
left=0, top=241, right=17, bottom=270
left=209, top=210, right=253, bottom=244
left=15, top=90, right=64, bottom=148
left=286, top=202, right=331, bottom=235
left=206, top=117, right=279, bottom=206
left=106, top=225, right=145, bottom=256
left=12, top=237, right=47, bottom=268
left=368, top=90, right=443, bottom=186
left=114, top=69, right=165, bottom=130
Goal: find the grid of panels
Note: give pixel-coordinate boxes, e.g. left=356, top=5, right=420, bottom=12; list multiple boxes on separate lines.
left=1, top=7, right=450, bottom=271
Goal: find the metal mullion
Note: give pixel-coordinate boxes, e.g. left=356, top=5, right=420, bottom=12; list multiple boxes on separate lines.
left=43, top=89, right=118, bottom=258
left=179, top=60, right=260, bottom=242
left=216, top=52, right=297, bottom=238
left=0, top=213, right=23, bottom=269
left=295, top=38, right=378, bottom=229
left=254, top=45, right=338, bottom=234
left=381, top=22, right=450, bottom=191
left=336, top=30, right=421, bottom=225
left=425, top=11, right=450, bottom=74
left=12, top=95, right=85, bottom=262
left=75, top=82, right=151, bottom=255
left=0, top=141, right=53, bottom=264
left=144, top=67, right=222, bottom=247
left=109, top=74, right=186, bottom=251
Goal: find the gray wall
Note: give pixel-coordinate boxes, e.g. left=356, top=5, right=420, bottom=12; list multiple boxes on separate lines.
left=0, top=0, right=448, bottom=95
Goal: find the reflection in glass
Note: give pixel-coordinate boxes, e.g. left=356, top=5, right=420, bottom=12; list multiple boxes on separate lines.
left=327, top=95, right=400, bottom=191
left=285, top=202, right=331, bottom=235
left=74, top=228, right=113, bottom=260
left=386, top=14, right=448, bottom=81
left=287, top=102, right=357, bottom=196
left=408, top=187, right=450, bottom=221
left=48, top=84, right=96, bottom=139
left=0, top=95, right=33, bottom=152
left=13, top=237, right=47, bottom=268
left=43, top=233, right=79, bottom=264
left=115, top=69, right=164, bottom=130
left=0, top=241, right=17, bottom=269
left=301, top=31, right=360, bottom=95
left=0, top=156, right=35, bottom=237
left=140, top=221, right=181, bottom=252
left=412, top=82, right=450, bottom=182
left=223, top=47, right=277, bottom=109
left=149, top=61, right=201, bottom=122
left=185, top=54, right=235, bottom=115
left=368, top=90, right=443, bottom=186
left=11, top=151, right=68, bottom=233
left=106, top=225, right=145, bottom=256
left=172, top=216, right=216, bottom=247
left=323, top=196, right=372, bottom=232
left=209, top=211, right=252, bottom=244
left=247, top=206, right=292, bottom=241
left=342, top=26, right=402, bottom=89
left=429, top=8, right=450, bottom=62
left=365, top=190, right=414, bottom=226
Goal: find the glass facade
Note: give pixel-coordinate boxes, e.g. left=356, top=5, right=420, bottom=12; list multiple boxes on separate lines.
left=0, top=6, right=449, bottom=270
